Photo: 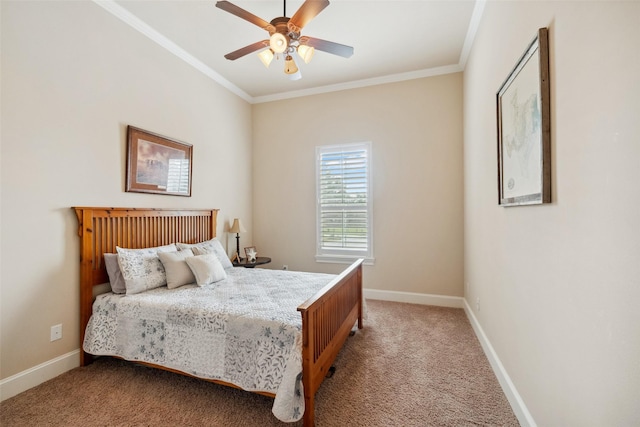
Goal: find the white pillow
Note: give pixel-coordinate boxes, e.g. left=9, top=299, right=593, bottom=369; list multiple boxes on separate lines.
left=116, top=244, right=177, bottom=295
left=176, top=238, right=233, bottom=269
left=185, top=253, right=227, bottom=286
left=158, top=249, right=196, bottom=289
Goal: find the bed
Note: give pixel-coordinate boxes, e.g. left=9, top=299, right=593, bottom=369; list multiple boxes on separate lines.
left=74, top=207, right=363, bottom=426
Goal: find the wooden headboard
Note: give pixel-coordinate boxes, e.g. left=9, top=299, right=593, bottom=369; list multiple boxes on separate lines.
left=73, top=207, right=219, bottom=364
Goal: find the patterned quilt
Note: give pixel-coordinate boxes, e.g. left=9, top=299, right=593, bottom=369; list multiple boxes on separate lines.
left=83, top=267, right=337, bottom=422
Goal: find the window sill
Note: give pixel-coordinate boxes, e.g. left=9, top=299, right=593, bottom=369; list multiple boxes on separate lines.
left=315, top=254, right=375, bottom=265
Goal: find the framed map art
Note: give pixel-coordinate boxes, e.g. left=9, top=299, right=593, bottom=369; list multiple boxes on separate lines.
left=497, top=28, right=551, bottom=206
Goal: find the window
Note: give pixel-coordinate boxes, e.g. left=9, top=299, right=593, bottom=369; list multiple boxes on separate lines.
left=316, top=142, right=373, bottom=264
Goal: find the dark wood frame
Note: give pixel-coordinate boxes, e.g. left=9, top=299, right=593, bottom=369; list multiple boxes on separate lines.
left=497, top=27, right=551, bottom=206
left=126, top=126, right=193, bottom=197
left=73, top=207, right=363, bottom=427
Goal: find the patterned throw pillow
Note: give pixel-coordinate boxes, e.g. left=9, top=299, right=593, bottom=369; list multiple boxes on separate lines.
left=176, top=238, right=233, bottom=269
left=185, top=253, right=227, bottom=286
left=116, top=244, right=177, bottom=294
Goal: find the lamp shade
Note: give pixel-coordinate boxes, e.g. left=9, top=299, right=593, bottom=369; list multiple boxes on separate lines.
left=284, top=55, right=299, bottom=74
left=229, top=218, right=246, bottom=234
left=297, top=44, right=315, bottom=64
left=258, top=49, right=274, bottom=68
left=269, top=32, right=288, bottom=53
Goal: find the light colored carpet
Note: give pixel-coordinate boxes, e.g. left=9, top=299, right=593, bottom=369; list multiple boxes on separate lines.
left=1, top=300, right=519, bottom=426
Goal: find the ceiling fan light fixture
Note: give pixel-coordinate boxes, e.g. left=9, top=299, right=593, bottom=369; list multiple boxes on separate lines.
left=258, top=49, right=274, bottom=68
left=297, top=44, right=315, bottom=64
left=269, top=32, right=288, bottom=53
left=284, top=55, right=299, bottom=75
left=217, top=0, right=354, bottom=82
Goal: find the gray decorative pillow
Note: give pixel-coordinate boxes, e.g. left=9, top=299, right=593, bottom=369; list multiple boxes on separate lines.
left=158, top=249, right=196, bottom=289
left=176, top=238, right=233, bottom=269
left=185, top=253, right=227, bottom=286
left=104, top=253, right=126, bottom=294
left=116, top=244, right=177, bottom=295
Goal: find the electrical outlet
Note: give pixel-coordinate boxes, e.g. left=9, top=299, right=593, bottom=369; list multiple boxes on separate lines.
left=283, top=265, right=288, bottom=270
left=475, top=297, right=480, bottom=312
left=50, top=324, right=62, bottom=342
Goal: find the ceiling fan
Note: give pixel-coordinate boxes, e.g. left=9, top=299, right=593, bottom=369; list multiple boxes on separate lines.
left=216, top=0, right=354, bottom=80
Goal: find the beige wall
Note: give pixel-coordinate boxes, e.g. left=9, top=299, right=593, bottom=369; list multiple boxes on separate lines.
left=1, top=1, right=252, bottom=379
left=464, top=1, right=640, bottom=425
left=8, top=0, right=638, bottom=423
left=252, top=75, right=464, bottom=296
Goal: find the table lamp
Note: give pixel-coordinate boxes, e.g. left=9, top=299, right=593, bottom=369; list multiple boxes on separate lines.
left=229, top=218, right=246, bottom=260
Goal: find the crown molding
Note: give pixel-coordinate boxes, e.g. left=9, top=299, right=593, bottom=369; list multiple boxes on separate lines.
left=92, top=0, right=252, bottom=103
left=459, top=0, right=487, bottom=67
left=93, top=0, right=484, bottom=105
left=252, top=64, right=464, bottom=104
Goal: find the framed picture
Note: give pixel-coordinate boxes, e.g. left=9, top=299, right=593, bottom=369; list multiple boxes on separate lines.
left=244, top=246, right=257, bottom=261
left=126, top=126, right=193, bottom=196
left=497, top=27, right=551, bottom=206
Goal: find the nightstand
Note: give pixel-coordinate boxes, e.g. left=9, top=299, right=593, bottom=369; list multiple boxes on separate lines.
left=233, top=257, right=271, bottom=268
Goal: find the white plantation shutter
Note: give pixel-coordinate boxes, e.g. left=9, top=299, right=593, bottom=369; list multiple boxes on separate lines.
left=316, top=142, right=373, bottom=263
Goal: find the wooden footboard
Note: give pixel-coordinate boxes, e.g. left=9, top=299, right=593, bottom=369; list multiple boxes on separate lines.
left=298, top=258, right=364, bottom=427
left=74, top=207, right=363, bottom=426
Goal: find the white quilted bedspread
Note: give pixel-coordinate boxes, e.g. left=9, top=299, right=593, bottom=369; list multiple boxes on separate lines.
left=83, top=267, right=336, bottom=422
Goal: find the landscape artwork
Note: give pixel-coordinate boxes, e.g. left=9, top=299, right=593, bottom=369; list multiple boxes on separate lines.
left=126, top=126, right=192, bottom=196
left=136, top=139, right=186, bottom=188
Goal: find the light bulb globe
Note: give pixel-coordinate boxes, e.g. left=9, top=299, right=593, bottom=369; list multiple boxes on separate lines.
left=269, top=33, right=288, bottom=54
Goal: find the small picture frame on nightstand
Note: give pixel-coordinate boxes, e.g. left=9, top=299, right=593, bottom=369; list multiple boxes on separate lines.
left=244, top=246, right=257, bottom=262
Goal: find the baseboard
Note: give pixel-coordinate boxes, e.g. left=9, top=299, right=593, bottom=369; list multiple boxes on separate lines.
left=463, top=299, right=537, bottom=427
left=0, top=349, right=80, bottom=402
left=365, top=290, right=535, bottom=425
left=364, top=288, right=464, bottom=308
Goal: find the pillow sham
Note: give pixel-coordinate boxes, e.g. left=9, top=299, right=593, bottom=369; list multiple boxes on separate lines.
left=104, top=253, right=126, bottom=294
left=116, top=244, right=177, bottom=295
left=185, top=253, right=227, bottom=286
left=176, top=238, right=233, bottom=270
left=158, top=249, right=196, bottom=289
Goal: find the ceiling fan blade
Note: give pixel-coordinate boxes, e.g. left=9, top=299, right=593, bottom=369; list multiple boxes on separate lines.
left=224, top=40, right=269, bottom=60
left=299, top=36, right=354, bottom=58
left=289, top=0, right=330, bottom=30
left=216, top=1, right=273, bottom=30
